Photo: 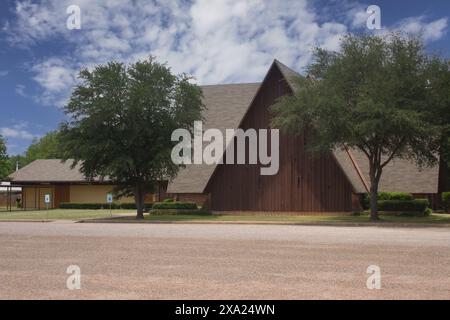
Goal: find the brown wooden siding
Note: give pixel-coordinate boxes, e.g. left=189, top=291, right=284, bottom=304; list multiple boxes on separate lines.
left=54, top=184, right=70, bottom=208
left=205, top=65, right=354, bottom=212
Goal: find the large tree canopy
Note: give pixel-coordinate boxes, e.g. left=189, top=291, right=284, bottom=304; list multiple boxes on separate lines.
left=60, top=57, right=204, bottom=219
left=426, top=59, right=450, bottom=191
left=272, top=33, right=445, bottom=220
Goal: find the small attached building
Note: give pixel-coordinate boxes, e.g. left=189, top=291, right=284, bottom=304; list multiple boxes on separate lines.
left=8, top=159, right=160, bottom=209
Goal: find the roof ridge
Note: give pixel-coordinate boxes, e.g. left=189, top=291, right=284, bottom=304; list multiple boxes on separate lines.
left=274, top=59, right=301, bottom=77
left=200, top=82, right=261, bottom=88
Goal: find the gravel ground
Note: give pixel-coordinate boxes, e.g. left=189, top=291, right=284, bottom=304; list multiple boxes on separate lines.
left=0, top=221, right=449, bottom=299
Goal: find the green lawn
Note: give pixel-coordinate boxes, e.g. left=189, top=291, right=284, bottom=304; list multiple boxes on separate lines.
left=1, top=209, right=450, bottom=225
left=0, top=209, right=133, bottom=220
left=143, top=213, right=450, bottom=224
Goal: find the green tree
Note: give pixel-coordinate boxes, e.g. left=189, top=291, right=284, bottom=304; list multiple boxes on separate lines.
left=426, top=58, right=450, bottom=191
left=272, top=33, right=442, bottom=220
left=0, top=135, right=9, bottom=180
left=4, top=131, right=63, bottom=174
left=60, top=57, right=204, bottom=219
left=24, top=131, right=63, bottom=164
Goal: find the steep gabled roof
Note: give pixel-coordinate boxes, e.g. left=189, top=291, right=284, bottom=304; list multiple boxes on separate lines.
left=168, top=59, right=440, bottom=195
left=167, top=83, right=261, bottom=193
left=274, top=59, right=303, bottom=90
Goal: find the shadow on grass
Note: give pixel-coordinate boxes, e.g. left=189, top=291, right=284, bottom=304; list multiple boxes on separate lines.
left=134, top=213, right=450, bottom=225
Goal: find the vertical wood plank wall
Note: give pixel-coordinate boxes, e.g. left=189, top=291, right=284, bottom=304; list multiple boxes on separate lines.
left=205, top=66, right=354, bottom=212
left=54, top=185, right=70, bottom=208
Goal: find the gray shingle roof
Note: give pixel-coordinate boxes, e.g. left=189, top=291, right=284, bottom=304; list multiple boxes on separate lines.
left=167, top=83, right=261, bottom=193
left=334, top=149, right=439, bottom=193
left=8, top=159, right=106, bottom=183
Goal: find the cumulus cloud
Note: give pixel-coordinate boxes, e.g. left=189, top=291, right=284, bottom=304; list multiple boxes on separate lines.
left=3, top=0, right=449, bottom=108
left=0, top=122, right=35, bottom=140
left=30, top=57, right=79, bottom=107
left=394, top=16, right=448, bottom=42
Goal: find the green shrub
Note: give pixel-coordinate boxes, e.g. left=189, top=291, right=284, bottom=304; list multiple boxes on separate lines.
left=377, top=192, right=414, bottom=201
left=361, top=192, right=414, bottom=209
left=377, top=199, right=429, bottom=213
left=152, top=201, right=198, bottom=210
left=163, top=198, right=174, bottom=203
left=442, top=192, right=450, bottom=212
left=423, top=208, right=432, bottom=217
left=60, top=203, right=105, bottom=209
left=59, top=202, right=153, bottom=210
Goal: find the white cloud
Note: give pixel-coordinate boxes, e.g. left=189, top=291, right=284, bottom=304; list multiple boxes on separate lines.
left=0, top=123, right=35, bottom=140
left=31, top=57, right=78, bottom=107
left=3, top=0, right=449, bottom=108
left=394, top=16, right=448, bottom=42
left=0, top=70, right=9, bottom=77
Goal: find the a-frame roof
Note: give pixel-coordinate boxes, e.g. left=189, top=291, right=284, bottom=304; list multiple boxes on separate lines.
left=166, top=83, right=260, bottom=193
left=168, top=59, right=439, bottom=194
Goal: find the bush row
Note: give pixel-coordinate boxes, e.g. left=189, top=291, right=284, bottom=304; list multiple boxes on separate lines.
left=377, top=199, right=429, bottom=213
left=377, top=192, right=414, bottom=201
left=442, top=192, right=450, bottom=212
left=362, top=192, right=415, bottom=209
left=152, top=201, right=198, bottom=210
left=59, top=202, right=153, bottom=210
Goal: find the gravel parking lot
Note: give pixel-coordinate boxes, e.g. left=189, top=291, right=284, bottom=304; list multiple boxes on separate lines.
left=0, top=221, right=449, bottom=299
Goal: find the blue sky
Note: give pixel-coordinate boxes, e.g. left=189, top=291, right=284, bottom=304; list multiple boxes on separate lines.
left=0, top=0, right=449, bottom=155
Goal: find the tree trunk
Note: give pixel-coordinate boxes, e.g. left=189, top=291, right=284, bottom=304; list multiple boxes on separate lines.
left=369, top=165, right=381, bottom=221
left=369, top=184, right=379, bottom=221
left=135, top=187, right=145, bottom=220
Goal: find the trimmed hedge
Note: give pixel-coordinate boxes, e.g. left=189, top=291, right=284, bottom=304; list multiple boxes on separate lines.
left=442, top=192, right=450, bottom=212
left=152, top=201, right=198, bottom=210
left=377, top=192, right=414, bottom=201
left=163, top=198, right=174, bottom=203
left=362, top=192, right=414, bottom=209
left=377, top=199, right=429, bottom=213
left=59, top=202, right=153, bottom=210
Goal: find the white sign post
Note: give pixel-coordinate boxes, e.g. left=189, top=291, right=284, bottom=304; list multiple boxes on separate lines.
left=106, top=193, right=113, bottom=217
left=44, top=194, right=51, bottom=220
